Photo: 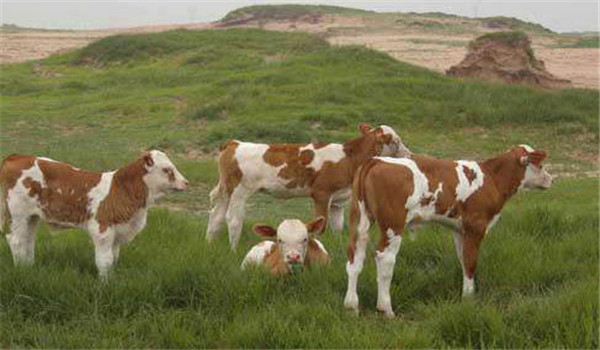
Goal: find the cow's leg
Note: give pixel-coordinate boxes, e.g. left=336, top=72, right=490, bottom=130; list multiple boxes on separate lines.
left=453, top=230, right=468, bottom=295
left=112, top=240, right=122, bottom=264
left=206, top=185, right=230, bottom=242
left=329, top=200, right=345, bottom=233
left=375, top=226, right=403, bottom=318
left=91, top=228, right=116, bottom=280
left=460, top=230, right=484, bottom=297
left=6, top=215, right=38, bottom=266
left=344, top=200, right=369, bottom=314
left=311, top=191, right=331, bottom=234
left=225, top=186, right=252, bottom=250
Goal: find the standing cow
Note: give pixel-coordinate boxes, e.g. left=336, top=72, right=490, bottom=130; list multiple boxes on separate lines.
left=344, top=145, right=552, bottom=318
left=0, top=150, right=188, bottom=278
left=206, top=123, right=412, bottom=249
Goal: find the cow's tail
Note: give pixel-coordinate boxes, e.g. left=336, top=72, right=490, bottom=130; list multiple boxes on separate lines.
left=347, top=159, right=376, bottom=263
left=209, top=140, right=236, bottom=206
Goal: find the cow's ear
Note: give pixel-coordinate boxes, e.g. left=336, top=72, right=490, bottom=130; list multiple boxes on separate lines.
left=520, top=150, right=547, bottom=166
left=529, top=150, right=547, bottom=165
left=253, top=224, right=277, bottom=237
left=143, top=153, right=154, bottom=167
left=359, top=123, right=373, bottom=135
left=306, top=216, right=326, bottom=234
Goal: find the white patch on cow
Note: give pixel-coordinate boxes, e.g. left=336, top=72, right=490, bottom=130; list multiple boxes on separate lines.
left=7, top=162, right=45, bottom=220
left=375, top=229, right=402, bottom=318
left=241, top=240, right=275, bottom=269
left=312, top=238, right=328, bottom=255
left=519, top=144, right=534, bottom=153
left=486, top=213, right=501, bottom=234
left=277, top=219, right=309, bottom=265
left=344, top=200, right=370, bottom=313
left=455, top=160, right=484, bottom=202
left=463, top=276, right=475, bottom=296
left=234, top=142, right=298, bottom=196
left=143, top=150, right=188, bottom=203
left=301, top=143, right=345, bottom=171
left=376, top=157, right=455, bottom=229
left=88, top=172, right=114, bottom=216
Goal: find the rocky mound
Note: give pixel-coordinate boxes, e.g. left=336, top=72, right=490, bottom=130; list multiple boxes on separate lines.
left=446, top=31, right=570, bottom=88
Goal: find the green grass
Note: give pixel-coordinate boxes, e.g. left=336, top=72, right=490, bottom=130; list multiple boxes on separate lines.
left=553, top=36, right=600, bottom=48
left=0, top=177, right=597, bottom=348
left=0, top=28, right=598, bottom=348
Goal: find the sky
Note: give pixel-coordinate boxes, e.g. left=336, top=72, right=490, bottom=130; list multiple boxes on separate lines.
left=1, top=0, right=598, bottom=33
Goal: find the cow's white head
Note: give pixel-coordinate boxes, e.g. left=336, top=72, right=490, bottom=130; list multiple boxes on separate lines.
left=253, top=217, right=326, bottom=270
left=142, top=150, right=189, bottom=198
left=517, top=145, right=552, bottom=190
left=359, top=123, right=412, bottom=158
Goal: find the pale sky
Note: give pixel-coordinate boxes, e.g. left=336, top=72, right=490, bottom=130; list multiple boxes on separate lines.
left=1, top=0, right=598, bottom=33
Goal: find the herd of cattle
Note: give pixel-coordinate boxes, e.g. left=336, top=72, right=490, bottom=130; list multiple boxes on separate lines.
left=0, top=123, right=552, bottom=317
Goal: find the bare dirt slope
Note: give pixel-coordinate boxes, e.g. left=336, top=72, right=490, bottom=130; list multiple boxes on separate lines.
left=1, top=10, right=598, bottom=89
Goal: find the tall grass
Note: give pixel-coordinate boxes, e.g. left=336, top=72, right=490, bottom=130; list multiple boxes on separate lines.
left=0, top=178, right=597, bottom=348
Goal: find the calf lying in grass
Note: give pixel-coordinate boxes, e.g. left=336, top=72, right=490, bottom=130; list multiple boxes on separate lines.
left=241, top=217, right=329, bottom=275
left=345, top=145, right=552, bottom=318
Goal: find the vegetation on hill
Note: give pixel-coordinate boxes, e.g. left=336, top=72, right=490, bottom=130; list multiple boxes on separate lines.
left=221, top=4, right=372, bottom=23
left=220, top=4, right=555, bottom=35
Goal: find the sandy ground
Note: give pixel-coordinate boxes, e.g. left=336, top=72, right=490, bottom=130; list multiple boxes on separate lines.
left=1, top=16, right=598, bottom=89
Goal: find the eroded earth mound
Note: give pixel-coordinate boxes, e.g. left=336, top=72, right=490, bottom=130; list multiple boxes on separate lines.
left=446, top=31, right=571, bottom=88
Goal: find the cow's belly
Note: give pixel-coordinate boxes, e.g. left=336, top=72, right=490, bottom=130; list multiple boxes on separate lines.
left=260, top=186, right=310, bottom=199
left=407, top=211, right=462, bottom=231
left=331, top=188, right=351, bottom=204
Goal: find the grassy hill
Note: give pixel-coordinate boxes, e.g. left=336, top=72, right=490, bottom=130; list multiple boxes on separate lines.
left=218, top=4, right=555, bottom=35
left=0, top=29, right=598, bottom=348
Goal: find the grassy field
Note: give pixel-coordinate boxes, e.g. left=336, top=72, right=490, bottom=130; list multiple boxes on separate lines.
left=0, top=28, right=598, bottom=348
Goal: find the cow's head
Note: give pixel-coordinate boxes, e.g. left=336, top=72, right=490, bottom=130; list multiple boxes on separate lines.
left=253, top=217, right=326, bottom=270
left=359, top=123, right=412, bottom=158
left=142, top=150, right=189, bottom=196
left=515, top=145, right=552, bottom=190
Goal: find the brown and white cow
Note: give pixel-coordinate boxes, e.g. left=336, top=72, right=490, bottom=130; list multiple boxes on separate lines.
left=241, top=216, right=329, bottom=275
left=206, top=123, right=412, bottom=249
left=0, top=150, right=188, bottom=278
left=344, top=145, right=552, bottom=318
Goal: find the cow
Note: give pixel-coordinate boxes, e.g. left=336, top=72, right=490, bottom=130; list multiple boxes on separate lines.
left=206, top=123, right=412, bottom=249
left=344, top=145, right=552, bottom=318
left=241, top=216, right=329, bottom=275
left=0, top=150, right=188, bottom=278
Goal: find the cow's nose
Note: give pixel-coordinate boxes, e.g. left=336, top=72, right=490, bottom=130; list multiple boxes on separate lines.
left=288, top=253, right=301, bottom=263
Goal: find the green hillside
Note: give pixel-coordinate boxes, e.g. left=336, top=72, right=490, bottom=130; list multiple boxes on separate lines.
left=0, top=28, right=598, bottom=348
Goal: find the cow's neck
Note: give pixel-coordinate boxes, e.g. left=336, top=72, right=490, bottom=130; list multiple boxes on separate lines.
left=111, top=158, right=149, bottom=209
left=343, top=136, right=380, bottom=180
left=480, top=154, right=525, bottom=204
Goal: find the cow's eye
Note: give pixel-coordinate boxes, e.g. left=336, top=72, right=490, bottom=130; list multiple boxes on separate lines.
left=303, top=238, right=308, bottom=242
left=277, top=239, right=282, bottom=244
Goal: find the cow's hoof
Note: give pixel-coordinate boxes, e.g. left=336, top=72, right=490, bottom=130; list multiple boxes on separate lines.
left=377, top=308, right=395, bottom=319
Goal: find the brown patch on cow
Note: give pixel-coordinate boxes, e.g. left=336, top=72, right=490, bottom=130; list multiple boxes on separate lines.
left=263, top=243, right=289, bottom=275
left=263, top=144, right=317, bottom=190
left=218, top=141, right=242, bottom=195
left=29, top=159, right=102, bottom=225
left=420, top=194, right=434, bottom=207
left=96, top=157, right=148, bottom=233
left=463, top=165, right=477, bottom=184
